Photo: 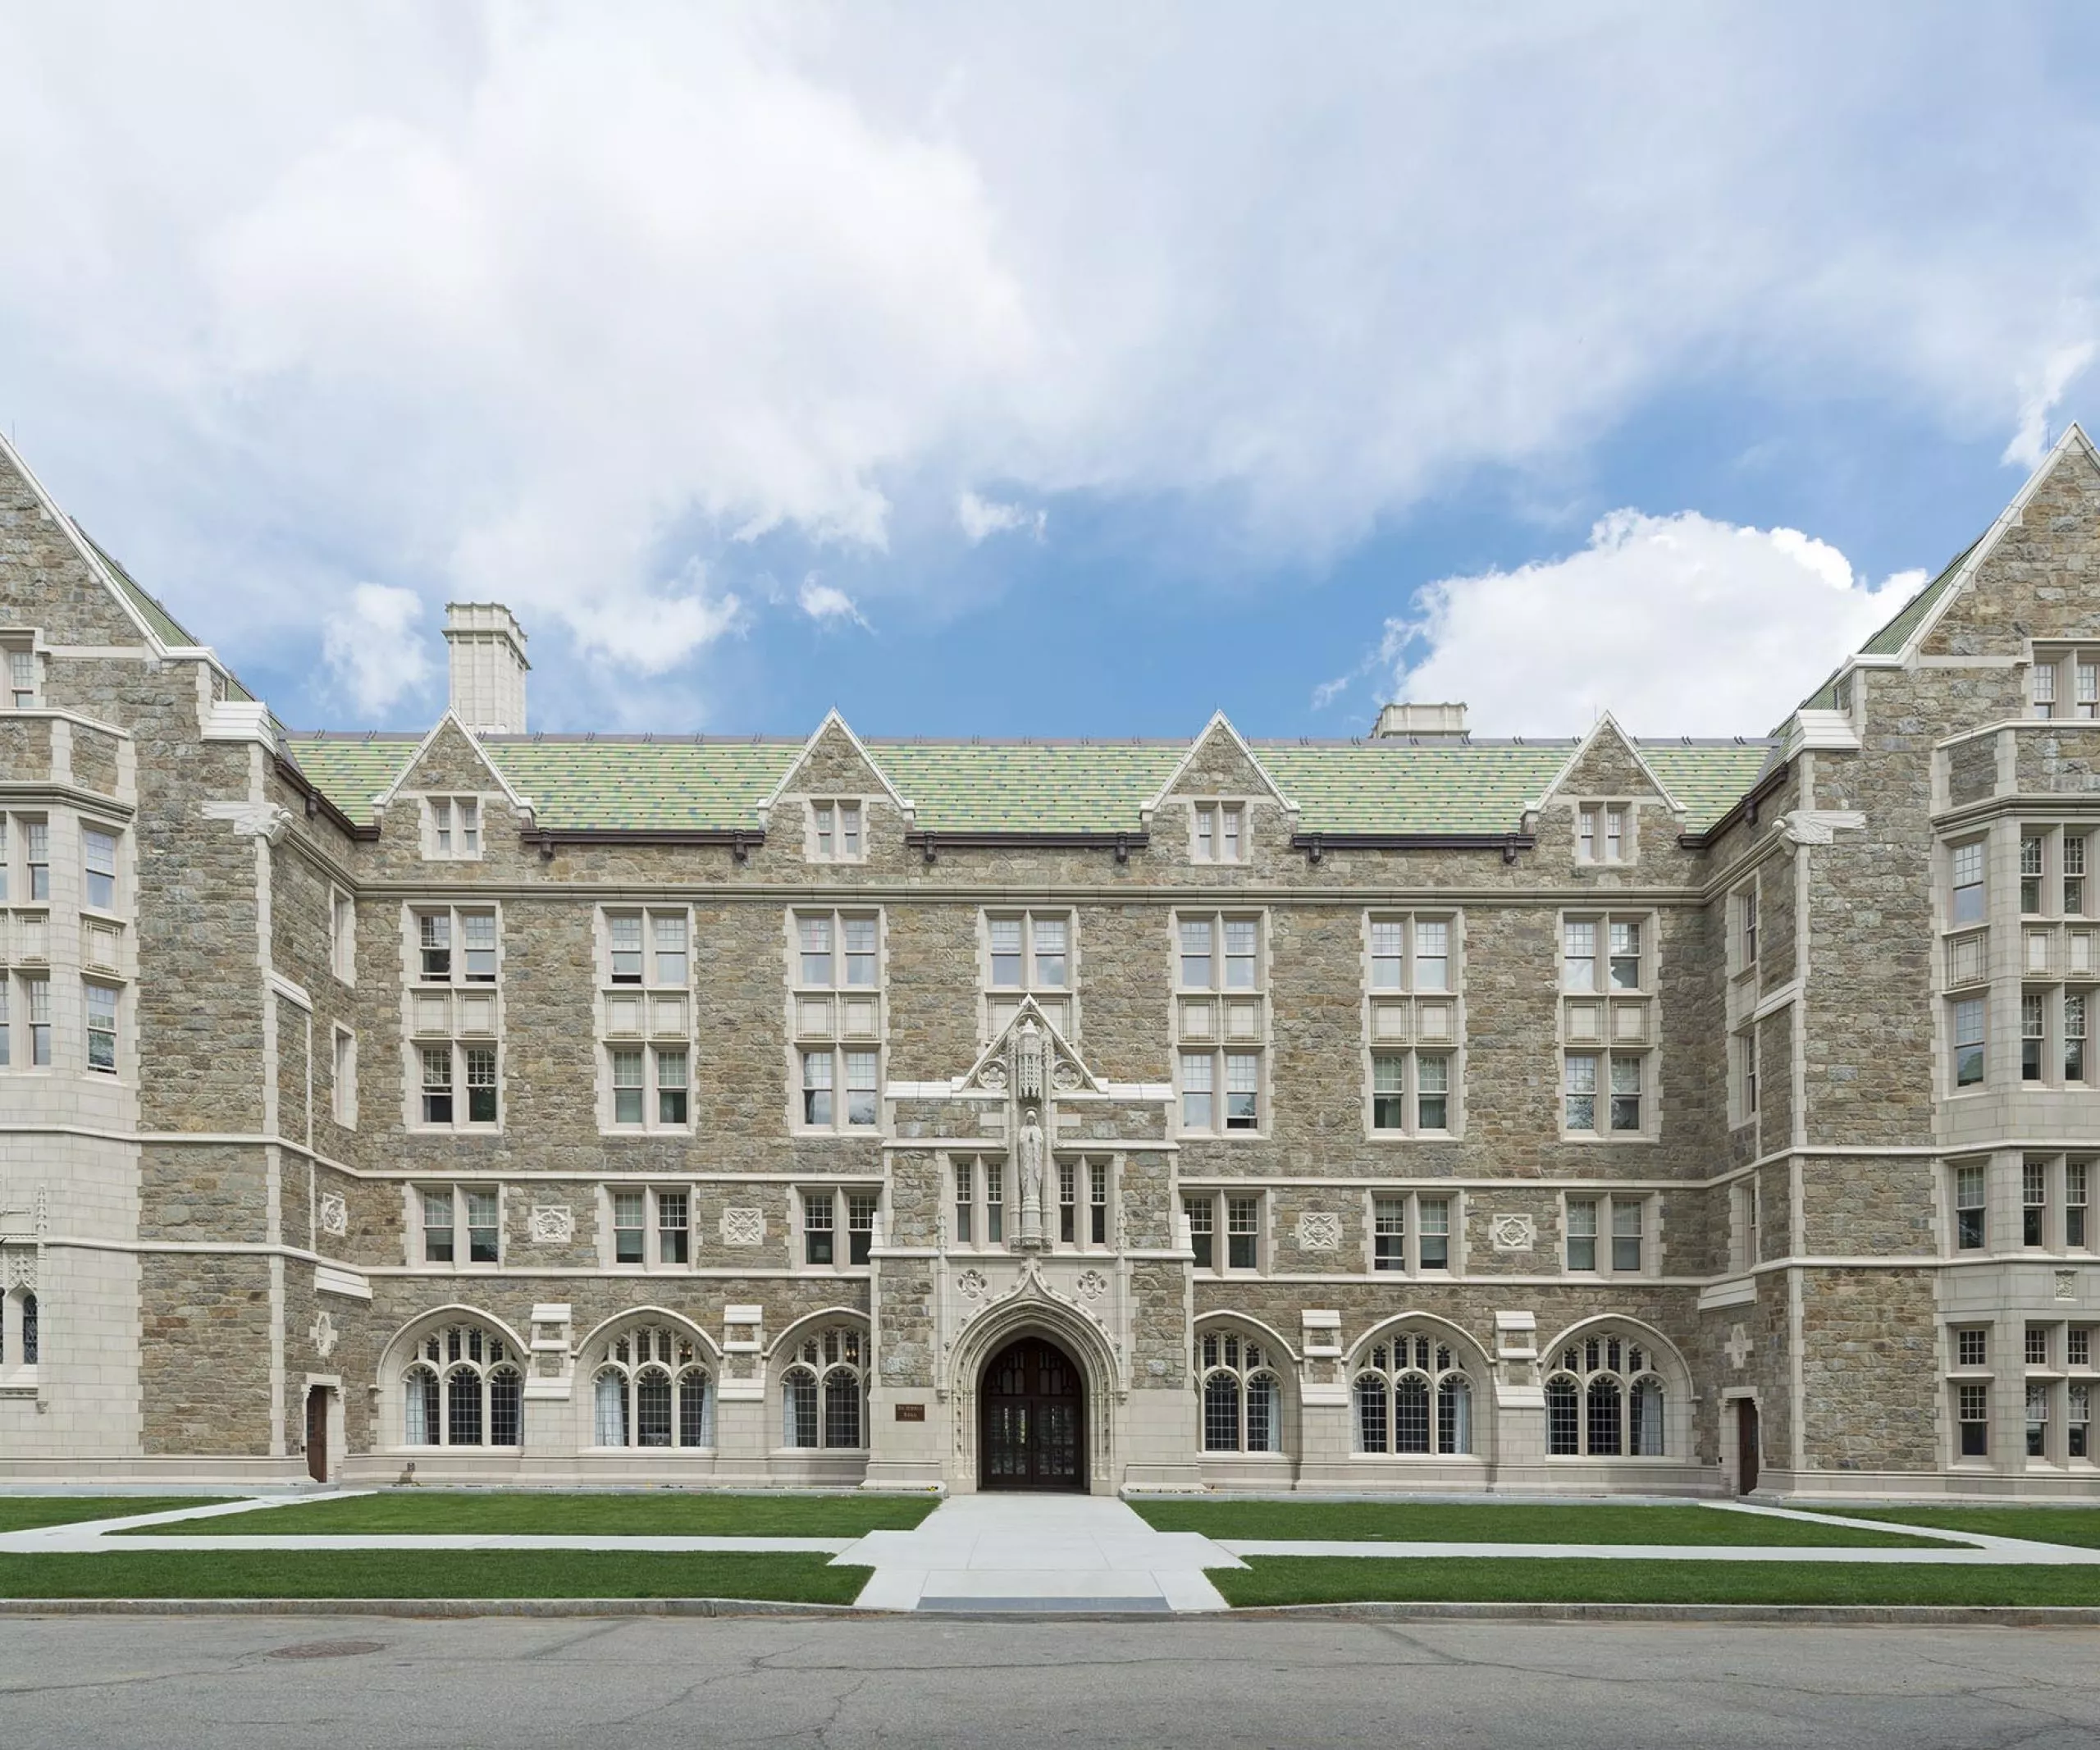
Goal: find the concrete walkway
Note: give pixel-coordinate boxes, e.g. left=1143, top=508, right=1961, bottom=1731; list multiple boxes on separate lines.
left=835, top=1493, right=1237, bottom=1611
left=9, top=1493, right=2100, bottom=1615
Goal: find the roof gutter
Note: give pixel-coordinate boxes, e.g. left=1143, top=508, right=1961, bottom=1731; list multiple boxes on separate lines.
left=1676, top=759, right=1792, bottom=850
left=906, top=829, right=1148, bottom=865
left=1291, top=831, right=1533, bottom=866
left=525, top=828, right=763, bottom=861
left=272, top=755, right=379, bottom=842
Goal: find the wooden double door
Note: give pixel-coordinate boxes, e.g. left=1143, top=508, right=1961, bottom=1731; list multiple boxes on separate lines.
left=980, top=1336, right=1086, bottom=1491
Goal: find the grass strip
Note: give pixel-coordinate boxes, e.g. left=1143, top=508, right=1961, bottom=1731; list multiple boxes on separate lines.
left=121, top=1490, right=938, bottom=1539
left=1797, top=1506, right=2100, bottom=1550
left=0, top=1498, right=240, bottom=1533
left=0, top=1550, right=869, bottom=1602
left=1130, top=1500, right=1940, bottom=1548
left=1217, top=1556, right=2100, bottom=1609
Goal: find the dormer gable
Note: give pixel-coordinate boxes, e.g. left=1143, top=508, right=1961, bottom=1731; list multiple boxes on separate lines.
left=1526, top=714, right=1682, bottom=867
left=760, top=710, right=913, bottom=862
left=1141, top=712, right=1299, bottom=864
left=374, top=711, right=534, bottom=859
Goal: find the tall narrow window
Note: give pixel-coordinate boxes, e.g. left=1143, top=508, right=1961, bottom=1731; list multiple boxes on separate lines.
left=466, top=1189, right=499, bottom=1263
left=1226, top=1196, right=1261, bottom=1271
left=2071, top=1162, right=2090, bottom=1249
left=2023, top=835, right=2047, bottom=915
left=422, top=1190, right=454, bottom=1263
left=803, top=1190, right=834, bottom=1265
left=25, top=821, right=48, bottom=901
left=1611, top=1199, right=1644, bottom=1272
left=1418, top=1198, right=1450, bottom=1271
left=2025, top=1160, right=2048, bottom=1247
left=84, top=981, right=116, bottom=1073
left=1058, top=1159, right=1076, bottom=1245
left=24, top=979, right=48, bottom=1067
left=614, top=1190, right=646, bottom=1264
left=848, top=1192, right=878, bottom=1265
left=1953, top=998, right=1987, bottom=1089
left=2034, top=662, right=2061, bottom=718
left=1566, top=1198, right=1598, bottom=1271
left=2025, top=992, right=2047, bottom=1082
left=1373, top=1198, right=1406, bottom=1271
left=1741, top=886, right=1760, bottom=967
left=953, top=1158, right=974, bottom=1244
left=1951, top=841, right=1986, bottom=925
left=1957, top=1382, right=1990, bottom=1457
left=658, top=1190, right=689, bottom=1264
left=2070, top=837, right=2090, bottom=916
left=1089, top=1161, right=1109, bottom=1245
left=82, top=827, right=116, bottom=911
left=1956, top=1164, right=1987, bottom=1250
left=1185, top=1196, right=1213, bottom=1269
left=7, top=647, right=37, bottom=710
left=2070, top=995, right=2089, bottom=1084
left=985, top=1161, right=1003, bottom=1243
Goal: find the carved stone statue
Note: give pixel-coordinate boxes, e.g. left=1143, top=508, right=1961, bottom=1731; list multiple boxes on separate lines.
left=1018, top=1107, right=1046, bottom=1243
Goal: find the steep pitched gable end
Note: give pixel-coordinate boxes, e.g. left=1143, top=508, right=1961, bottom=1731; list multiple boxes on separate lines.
left=374, top=711, right=533, bottom=816
left=758, top=709, right=913, bottom=826
left=1906, top=423, right=2100, bottom=661
left=1528, top=712, right=1684, bottom=818
left=1141, top=711, right=1300, bottom=823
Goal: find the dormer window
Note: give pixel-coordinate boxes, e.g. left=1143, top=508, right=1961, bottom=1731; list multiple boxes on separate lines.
left=427, top=796, right=482, bottom=861
left=812, top=800, right=864, bottom=862
left=4, top=643, right=39, bottom=710
left=2031, top=647, right=2100, bottom=720
left=1577, top=803, right=1630, bottom=864
left=1193, top=802, right=1244, bottom=863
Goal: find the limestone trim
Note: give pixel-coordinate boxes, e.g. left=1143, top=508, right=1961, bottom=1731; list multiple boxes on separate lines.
left=756, top=709, right=914, bottom=828
left=1138, top=710, right=1300, bottom=825
left=1895, top=422, right=2100, bottom=664
left=374, top=1303, right=532, bottom=1390
left=1346, top=1308, right=1495, bottom=1372
left=372, top=710, right=535, bottom=815
left=573, top=1305, right=723, bottom=1364
left=0, top=705, right=133, bottom=742
left=1524, top=711, right=1685, bottom=820
left=1192, top=1306, right=1303, bottom=1366
left=1537, top=1313, right=1695, bottom=1462
left=943, top=1286, right=1125, bottom=1492
left=765, top=1304, right=872, bottom=1365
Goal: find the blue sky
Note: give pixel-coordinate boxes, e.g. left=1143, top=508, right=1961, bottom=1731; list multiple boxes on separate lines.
left=1, top=5, right=2095, bottom=742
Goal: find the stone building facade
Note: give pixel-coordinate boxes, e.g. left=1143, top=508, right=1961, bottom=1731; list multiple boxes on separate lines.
left=6, top=424, right=2100, bottom=1499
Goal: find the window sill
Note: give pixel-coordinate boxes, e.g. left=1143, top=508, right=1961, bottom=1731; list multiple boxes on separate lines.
left=1365, top=1131, right=1461, bottom=1143
left=1558, top=1134, right=1660, bottom=1145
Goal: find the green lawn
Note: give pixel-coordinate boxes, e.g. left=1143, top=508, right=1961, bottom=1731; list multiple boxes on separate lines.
left=0, top=1497, right=240, bottom=1533
left=120, top=1490, right=938, bottom=1539
left=1216, top=1556, right=2100, bottom=1609
left=1800, top=1506, right=2100, bottom=1549
left=1130, top=1499, right=1942, bottom=1548
left=0, top=1549, right=868, bottom=1602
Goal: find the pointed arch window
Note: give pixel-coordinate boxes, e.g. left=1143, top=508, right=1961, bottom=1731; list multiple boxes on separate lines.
left=1352, top=1330, right=1475, bottom=1455
left=591, top=1324, right=714, bottom=1448
left=781, top=1324, right=867, bottom=1450
left=1195, top=1329, right=1283, bottom=1453
left=400, top=1321, right=521, bottom=1447
left=1545, top=1331, right=1667, bottom=1456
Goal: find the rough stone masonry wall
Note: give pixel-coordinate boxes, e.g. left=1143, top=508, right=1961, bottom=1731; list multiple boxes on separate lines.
left=1801, top=1269, right=1938, bottom=1473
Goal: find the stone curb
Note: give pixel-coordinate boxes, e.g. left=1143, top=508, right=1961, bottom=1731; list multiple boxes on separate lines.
left=1228, top=1602, right=2100, bottom=1626
left=0, top=1597, right=884, bottom=1620
left=7, top=1597, right=2100, bottom=1625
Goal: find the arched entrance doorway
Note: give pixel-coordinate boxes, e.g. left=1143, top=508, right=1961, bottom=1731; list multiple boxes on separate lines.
left=980, top=1335, right=1086, bottom=1491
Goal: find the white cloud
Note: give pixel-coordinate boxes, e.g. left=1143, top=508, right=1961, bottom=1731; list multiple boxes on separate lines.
left=321, top=583, right=432, bottom=718
left=797, top=577, right=870, bottom=630
left=956, top=490, right=1046, bottom=544
left=1358, top=511, right=1924, bottom=737
left=2003, top=341, right=2097, bottom=467
left=1, top=5, right=2098, bottom=719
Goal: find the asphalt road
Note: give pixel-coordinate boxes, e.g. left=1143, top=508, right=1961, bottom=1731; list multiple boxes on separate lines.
left=3, top=1615, right=2098, bottom=1749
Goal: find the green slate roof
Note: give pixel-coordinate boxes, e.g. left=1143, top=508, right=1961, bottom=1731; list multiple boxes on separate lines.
left=1781, top=535, right=1984, bottom=728
left=283, top=729, right=1774, bottom=838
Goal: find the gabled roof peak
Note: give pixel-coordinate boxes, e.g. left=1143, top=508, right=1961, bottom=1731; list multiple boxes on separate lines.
left=757, top=708, right=914, bottom=825
left=1527, top=711, right=1684, bottom=816
left=1139, top=710, right=1300, bottom=820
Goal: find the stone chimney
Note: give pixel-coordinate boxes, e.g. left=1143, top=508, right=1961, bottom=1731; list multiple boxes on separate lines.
left=1372, top=701, right=1468, bottom=741
left=444, top=602, right=529, bottom=736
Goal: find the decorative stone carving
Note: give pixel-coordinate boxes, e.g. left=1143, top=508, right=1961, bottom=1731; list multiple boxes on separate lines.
left=3, top=1250, right=35, bottom=1291
left=1051, top=1057, right=1082, bottom=1093
left=720, top=1207, right=765, bottom=1246
left=1018, top=1108, right=1046, bottom=1243
left=1490, top=1213, right=1536, bottom=1254
left=2057, top=1269, right=2079, bottom=1302
left=1016, top=1017, right=1045, bottom=1101
left=978, top=1059, right=1008, bottom=1092
left=1076, top=1268, right=1109, bottom=1301
left=956, top=1268, right=989, bottom=1301
left=1294, top=1212, right=1342, bottom=1253
left=317, top=1194, right=349, bottom=1238
left=309, top=1309, right=338, bottom=1360
left=1724, top=1323, right=1753, bottom=1370
left=203, top=798, right=294, bottom=844
left=529, top=1204, right=575, bottom=1245
left=1779, top=809, right=1867, bottom=847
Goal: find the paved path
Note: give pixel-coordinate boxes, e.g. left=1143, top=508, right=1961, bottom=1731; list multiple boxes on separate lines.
left=9, top=1494, right=2100, bottom=1614
left=836, top=1493, right=1236, bottom=1611
left=6, top=1615, right=2100, bottom=1749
